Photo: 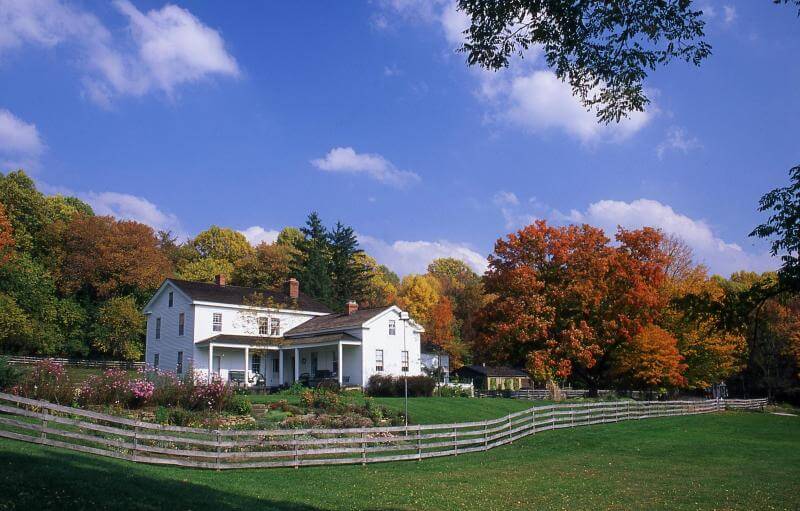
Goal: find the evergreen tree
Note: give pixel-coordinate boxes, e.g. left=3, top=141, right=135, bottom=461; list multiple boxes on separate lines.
left=295, top=212, right=333, bottom=307
left=329, top=222, right=369, bottom=310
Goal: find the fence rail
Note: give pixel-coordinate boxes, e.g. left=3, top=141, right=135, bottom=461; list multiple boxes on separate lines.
left=0, top=392, right=767, bottom=470
left=2, top=356, right=145, bottom=370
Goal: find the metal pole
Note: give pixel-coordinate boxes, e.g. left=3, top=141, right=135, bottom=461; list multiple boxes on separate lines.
left=403, top=316, right=408, bottom=427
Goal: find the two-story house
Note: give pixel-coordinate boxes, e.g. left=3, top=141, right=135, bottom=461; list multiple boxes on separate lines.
left=142, top=275, right=423, bottom=388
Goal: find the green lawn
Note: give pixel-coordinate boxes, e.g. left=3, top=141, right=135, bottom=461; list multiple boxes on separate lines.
left=247, top=393, right=533, bottom=424
left=0, top=411, right=797, bottom=510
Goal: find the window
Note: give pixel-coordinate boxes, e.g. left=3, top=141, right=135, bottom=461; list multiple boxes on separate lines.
left=258, top=317, right=269, bottom=335
left=272, top=358, right=280, bottom=373
left=155, top=317, right=161, bottom=340
left=153, top=353, right=159, bottom=369
left=176, top=351, right=183, bottom=375
left=212, top=313, right=222, bottom=332
left=178, top=313, right=185, bottom=336
left=251, top=354, right=261, bottom=375
left=375, top=349, right=384, bottom=372
left=168, top=291, right=173, bottom=307
left=401, top=350, right=409, bottom=372
left=388, top=320, right=396, bottom=335
left=270, top=318, right=280, bottom=336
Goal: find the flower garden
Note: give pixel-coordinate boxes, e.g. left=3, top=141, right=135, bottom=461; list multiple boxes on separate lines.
left=0, top=358, right=405, bottom=430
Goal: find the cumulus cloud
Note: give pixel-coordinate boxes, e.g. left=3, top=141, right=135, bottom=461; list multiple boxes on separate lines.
left=85, top=191, right=183, bottom=235
left=359, top=233, right=487, bottom=276
left=0, top=108, right=44, bottom=156
left=0, top=0, right=240, bottom=106
left=239, top=226, right=280, bottom=246
left=656, top=126, right=702, bottom=159
left=492, top=191, right=540, bottom=229
left=723, top=5, right=737, bottom=25
left=311, top=147, right=421, bottom=188
left=563, top=198, right=777, bottom=277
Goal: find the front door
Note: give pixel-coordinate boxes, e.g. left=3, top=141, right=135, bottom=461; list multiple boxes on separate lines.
left=213, top=356, right=221, bottom=375
left=311, top=354, right=318, bottom=377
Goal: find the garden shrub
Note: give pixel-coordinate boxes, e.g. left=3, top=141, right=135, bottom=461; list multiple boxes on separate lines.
left=315, top=379, right=340, bottom=392
left=188, top=378, right=232, bottom=412
left=366, top=374, right=399, bottom=396
left=406, top=376, right=435, bottom=397
left=366, top=374, right=436, bottom=397
left=436, top=385, right=472, bottom=398
left=11, top=360, right=74, bottom=404
left=0, top=357, right=22, bottom=391
left=225, top=393, right=252, bottom=415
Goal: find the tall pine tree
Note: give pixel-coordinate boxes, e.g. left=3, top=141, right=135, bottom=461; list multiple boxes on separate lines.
left=295, top=212, right=333, bottom=307
left=329, top=222, right=369, bottom=310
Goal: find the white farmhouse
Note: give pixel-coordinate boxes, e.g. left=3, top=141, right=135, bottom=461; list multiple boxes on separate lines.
left=142, top=275, right=423, bottom=388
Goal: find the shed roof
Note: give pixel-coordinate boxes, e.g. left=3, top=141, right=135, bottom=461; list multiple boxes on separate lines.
left=455, top=365, right=529, bottom=378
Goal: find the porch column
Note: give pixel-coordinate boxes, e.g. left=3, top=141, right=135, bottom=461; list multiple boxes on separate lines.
left=208, top=343, right=214, bottom=383
left=294, top=348, right=300, bottom=382
left=337, top=341, right=343, bottom=386
left=244, top=346, right=250, bottom=386
left=278, top=348, right=284, bottom=386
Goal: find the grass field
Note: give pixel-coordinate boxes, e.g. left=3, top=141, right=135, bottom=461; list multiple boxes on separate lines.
left=248, top=393, right=534, bottom=424
left=0, top=411, right=797, bottom=510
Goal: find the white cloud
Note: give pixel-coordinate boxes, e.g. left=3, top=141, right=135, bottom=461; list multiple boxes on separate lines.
left=656, top=126, right=702, bottom=159
left=563, top=198, right=777, bottom=277
left=0, top=0, right=240, bottom=106
left=311, top=147, right=421, bottom=188
left=239, top=226, right=279, bottom=246
left=359, top=233, right=487, bottom=276
left=439, top=0, right=470, bottom=45
left=502, top=71, right=653, bottom=143
left=723, top=5, right=737, bottom=25
left=0, top=108, right=44, bottom=156
left=85, top=191, right=183, bottom=235
left=383, top=64, right=402, bottom=77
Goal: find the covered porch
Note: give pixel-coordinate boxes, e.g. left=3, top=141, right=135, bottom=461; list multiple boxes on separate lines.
left=194, top=333, right=362, bottom=388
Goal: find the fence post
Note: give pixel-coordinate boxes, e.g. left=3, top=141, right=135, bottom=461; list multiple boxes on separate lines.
left=417, top=426, right=422, bottom=460
left=40, top=407, right=48, bottom=442
left=507, top=415, right=512, bottom=444
left=215, top=430, right=221, bottom=471
left=133, top=424, right=139, bottom=461
left=453, top=427, right=458, bottom=455
left=293, top=431, right=299, bottom=469
left=361, top=431, right=367, bottom=466
left=531, top=407, right=536, bottom=434
left=483, top=422, right=488, bottom=448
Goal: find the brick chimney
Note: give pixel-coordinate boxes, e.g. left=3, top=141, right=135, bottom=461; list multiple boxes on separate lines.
left=214, top=274, right=227, bottom=286
left=346, top=300, right=358, bottom=315
left=287, top=278, right=299, bottom=300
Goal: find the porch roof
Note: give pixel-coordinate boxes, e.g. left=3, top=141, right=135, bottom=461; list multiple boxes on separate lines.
left=195, top=332, right=361, bottom=349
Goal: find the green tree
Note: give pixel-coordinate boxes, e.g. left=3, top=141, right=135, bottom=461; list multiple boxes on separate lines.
left=458, top=1, right=799, bottom=123
left=329, top=222, right=369, bottom=309
left=0, top=170, right=49, bottom=254
left=178, top=258, right=234, bottom=283
left=360, top=254, right=399, bottom=308
left=191, top=226, right=253, bottom=265
left=751, top=164, right=800, bottom=291
left=295, top=212, right=333, bottom=306
left=90, top=296, right=145, bottom=361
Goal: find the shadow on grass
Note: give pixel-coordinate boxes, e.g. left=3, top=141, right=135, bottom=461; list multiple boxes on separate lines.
left=0, top=446, right=346, bottom=511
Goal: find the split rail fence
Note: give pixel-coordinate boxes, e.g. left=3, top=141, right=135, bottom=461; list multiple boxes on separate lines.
left=3, top=355, right=145, bottom=370
left=0, top=392, right=767, bottom=470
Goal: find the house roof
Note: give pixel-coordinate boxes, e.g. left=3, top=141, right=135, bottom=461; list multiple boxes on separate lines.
left=166, top=279, right=332, bottom=314
left=284, top=306, right=393, bottom=336
left=195, top=332, right=360, bottom=348
left=455, top=365, right=529, bottom=378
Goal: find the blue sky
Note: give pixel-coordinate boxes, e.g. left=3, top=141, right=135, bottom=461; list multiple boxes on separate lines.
left=0, top=0, right=798, bottom=277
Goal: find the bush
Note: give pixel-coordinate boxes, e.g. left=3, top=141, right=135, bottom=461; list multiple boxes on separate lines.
left=225, top=393, right=252, bottom=415
left=11, top=360, right=74, bottom=404
left=436, top=385, right=472, bottom=398
left=0, top=357, right=22, bottom=391
left=188, top=378, right=232, bottom=412
left=78, top=369, right=135, bottom=408
left=315, top=379, right=341, bottom=392
left=366, top=374, right=436, bottom=397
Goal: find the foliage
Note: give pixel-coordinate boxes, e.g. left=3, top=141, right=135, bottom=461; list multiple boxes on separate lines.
left=612, top=324, right=687, bottom=390
left=225, top=393, right=252, bottom=415
left=77, top=369, right=154, bottom=408
left=295, top=212, right=334, bottom=307
left=397, top=274, right=441, bottom=327
left=359, top=253, right=399, bottom=307
left=177, top=257, right=234, bottom=283
left=477, top=220, right=669, bottom=390
left=10, top=359, right=74, bottom=404
left=90, top=296, right=145, bottom=361
left=51, top=214, right=171, bottom=299
left=0, top=356, right=22, bottom=390
left=190, top=225, right=253, bottom=265
left=231, top=242, right=292, bottom=289
left=366, top=374, right=436, bottom=397
left=0, top=203, right=14, bottom=266
left=328, top=221, right=370, bottom=309
left=457, top=0, right=711, bottom=123
left=750, top=164, right=800, bottom=291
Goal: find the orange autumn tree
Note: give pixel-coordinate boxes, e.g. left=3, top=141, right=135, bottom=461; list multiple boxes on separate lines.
left=612, top=324, right=687, bottom=389
left=427, top=295, right=468, bottom=367
left=0, top=202, right=14, bottom=266
left=475, top=220, right=671, bottom=392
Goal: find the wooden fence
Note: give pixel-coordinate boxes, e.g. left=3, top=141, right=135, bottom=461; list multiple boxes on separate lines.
left=2, top=356, right=145, bottom=370
left=0, top=392, right=767, bottom=470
